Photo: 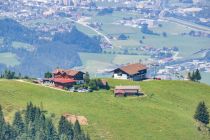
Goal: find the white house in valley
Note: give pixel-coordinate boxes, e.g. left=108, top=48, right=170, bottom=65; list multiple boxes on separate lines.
left=112, top=63, right=148, bottom=81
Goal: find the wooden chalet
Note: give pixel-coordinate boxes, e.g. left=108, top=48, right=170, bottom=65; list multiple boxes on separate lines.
left=114, top=86, right=142, bottom=97
left=43, top=69, right=85, bottom=89
left=52, top=69, right=84, bottom=82
left=52, top=78, right=76, bottom=89
left=113, top=63, right=147, bottom=81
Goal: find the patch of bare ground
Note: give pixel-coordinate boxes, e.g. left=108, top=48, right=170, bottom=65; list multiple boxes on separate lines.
left=63, top=113, right=88, bottom=125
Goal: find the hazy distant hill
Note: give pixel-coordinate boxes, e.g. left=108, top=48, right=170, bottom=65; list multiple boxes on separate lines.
left=0, top=18, right=102, bottom=77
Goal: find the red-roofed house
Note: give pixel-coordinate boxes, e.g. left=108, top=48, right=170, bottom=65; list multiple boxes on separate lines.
left=52, top=69, right=85, bottom=81
left=43, top=69, right=85, bottom=89
left=52, top=78, right=76, bottom=89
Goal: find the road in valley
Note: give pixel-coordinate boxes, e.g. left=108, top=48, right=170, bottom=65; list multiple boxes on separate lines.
left=66, top=18, right=113, bottom=46
left=161, top=17, right=210, bottom=34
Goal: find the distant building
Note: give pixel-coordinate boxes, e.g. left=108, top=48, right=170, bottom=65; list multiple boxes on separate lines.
left=62, top=0, right=73, bottom=6
left=43, top=69, right=84, bottom=89
left=113, top=63, right=147, bottom=81
left=114, top=86, right=142, bottom=97
left=52, top=69, right=84, bottom=82
left=156, top=0, right=169, bottom=9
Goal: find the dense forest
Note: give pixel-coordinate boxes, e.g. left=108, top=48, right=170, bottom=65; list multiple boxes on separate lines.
left=0, top=103, right=90, bottom=140
left=0, top=18, right=102, bottom=77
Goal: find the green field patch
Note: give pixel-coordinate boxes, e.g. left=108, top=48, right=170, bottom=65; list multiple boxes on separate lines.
left=113, top=54, right=150, bottom=64
left=79, top=52, right=115, bottom=65
left=87, top=12, right=210, bottom=57
left=83, top=60, right=113, bottom=74
left=153, top=21, right=192, bottom=35
left=0, top=52, right=20, bottom=66
left=79, top=52, right=114, bottom=74
left=12, top=41, right=34, bottom=51
left=102, top=24, right=137, bottom=35
left=75, top=24, right=98, bottom=37
left=141, top=35, right=210, bottom=57
left=24, top=18, right=70, bottom=28
left=112, top=39, right=140, bottom=48
left=201, top=72, right=210, bottom=85
left=0, top=80, right=210, bottom=140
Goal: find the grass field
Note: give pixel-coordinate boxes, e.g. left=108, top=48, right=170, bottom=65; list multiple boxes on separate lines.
left=201, top=72, right=210, bottom=85
left=0, top=52, right=20, bottom=66
left=0, top=79, right=210, bottom=140
left=12, top=41, right=34, bottom=51
left=79, top=52, right=150, bottom=74
left=76, top=11, right=210, bottom=58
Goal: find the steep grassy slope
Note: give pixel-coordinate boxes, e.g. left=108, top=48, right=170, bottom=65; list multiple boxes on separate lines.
left=0, top=79, right=209, bottom=140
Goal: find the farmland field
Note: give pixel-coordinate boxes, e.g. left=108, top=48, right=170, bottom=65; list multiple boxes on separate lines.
left=76, top=11, right=210, bottom=58
left=0, top=52, right=20, bottom=66
left=201, top=72, right=210, bottom=85
left=0, top=79, right=210, bottom=140
left=79, top=52, right=150, bottom=75
left=12, top=41, right=34, bottom=51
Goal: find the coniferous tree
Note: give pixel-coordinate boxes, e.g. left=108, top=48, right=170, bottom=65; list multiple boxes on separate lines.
left=58, top=116, right=74, bottom=140
left=74, top=120, right=81, bottom=137
left=89, top=80, right=98, bottom=90
left=2, top=123, right=16, bottom=140
left=191, top=71, right=196, bottom=81
left=194, top=101, right=209, bottom=125
left=45, top=119, right=59, bottom=140
left=0, top=105, right=5, bottom=139
left=44, top=72, right=52, bottom=78
left=86, top=134, right=91, bottom=140
left=27, top=122, right=36, bottom=140
left=195, top=69, right=201, bottom=81
left=73, top=120, right=89, bottom=140
left=25, top=102, right=33, bottom=125
left=16, top=132, right=27, bottom=140
left=0, top=103, right=91, bottom=140
left=12, top=112, right=25, bottom=136
left=84, top=72, right=90, bottom=84
left=60, top=134, right=68, bottom=140
left=187, top=72, right=192, bottom=80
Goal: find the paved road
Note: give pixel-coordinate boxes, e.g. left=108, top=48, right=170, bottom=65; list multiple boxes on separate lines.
left=67, top=18, right=113, bottom=46
left=161, top=17, right=210, bottom=34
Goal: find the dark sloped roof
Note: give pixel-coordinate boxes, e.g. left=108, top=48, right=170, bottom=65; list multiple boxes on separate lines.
left=53, top=69, right=84, bottom=76
left=118, top=63, right=147, bottom=75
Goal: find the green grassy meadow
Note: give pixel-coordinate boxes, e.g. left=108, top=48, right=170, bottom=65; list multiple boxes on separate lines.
left=0, top=79, right=210, bottom=140
left=79, top=52, right=150, bottom=74
left=12, top=41, right=34, bottom=51
left=201, top=72, right=210, bottom=86
left=0, top=52, right=20, bottom=66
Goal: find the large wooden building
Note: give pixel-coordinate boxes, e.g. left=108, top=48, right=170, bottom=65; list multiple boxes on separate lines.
left=52, top=69, right=84, bottom=82
left=114, top=86, right=142, bottom=97
left=43, top=69, right=85, bottom=89
left=113, top=63, right=147, bottom=81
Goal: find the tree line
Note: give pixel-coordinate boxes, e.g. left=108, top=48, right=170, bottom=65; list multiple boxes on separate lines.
left=0, top=103, right=90, bottom=140
left=187, top=69, right=201, bottom=82
left=83, top=72, right=110, bottom=91
left=194, top=101, right=210, bottom=135
left=0, top=70, right=30, bottom=79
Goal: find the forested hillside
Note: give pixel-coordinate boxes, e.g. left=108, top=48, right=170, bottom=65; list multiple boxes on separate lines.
left=0, top=18, right=102, bottom=77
